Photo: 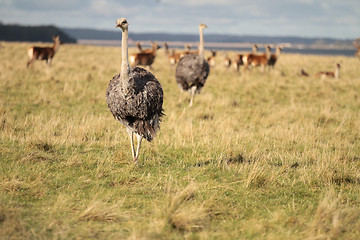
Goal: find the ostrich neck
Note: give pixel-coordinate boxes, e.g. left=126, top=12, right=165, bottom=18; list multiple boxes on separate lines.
left=199, top=28, right=204, bottom=59
left=121, top=28, right=130, bottom=79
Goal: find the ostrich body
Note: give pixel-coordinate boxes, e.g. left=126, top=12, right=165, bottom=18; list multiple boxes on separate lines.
left=175, top=24, right=209, bottom=106
left=106, top=18, right=164, bottom=162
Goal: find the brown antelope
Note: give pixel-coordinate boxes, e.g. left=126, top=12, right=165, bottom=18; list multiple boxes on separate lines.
left=207, top=50, right=216, bottom=68
left=353, top=38, right=360, bottom=59
left=267, top=45, right=283, bottom=69
left=168, top=49, right=182, bottom=66
left=299, top=69, right=309, bottom=77
left=163, top=42, right=170, bottom=55
left=181, top=43, right=198, bottom=57
left=139, top=41, right=161, bottom=54
left=315, top=63, right=341, bottom=79
left=223, top=53, right=232, bottom=69
left=135, top=42, right=143, bottom=52
left=168, top=44, right=198, bottom=66
left=27, top=35, right=61, bottom=68
left=242, top=44, right=258, bottom=66
left=129, top=41, right=160, bottom=68
left=232, top=54, right=244, bottom=72
left=244, top=44, right=271, bottom=73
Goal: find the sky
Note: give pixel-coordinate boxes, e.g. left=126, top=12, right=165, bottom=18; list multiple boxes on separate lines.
left=0, top=0, right=359, bottom=39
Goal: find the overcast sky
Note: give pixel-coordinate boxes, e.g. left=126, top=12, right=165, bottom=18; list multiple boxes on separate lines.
left=0, top=0, right=359, bottom=39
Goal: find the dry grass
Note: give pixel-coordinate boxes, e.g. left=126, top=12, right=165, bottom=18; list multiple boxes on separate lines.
left=0, top=41, right=360, bottom=239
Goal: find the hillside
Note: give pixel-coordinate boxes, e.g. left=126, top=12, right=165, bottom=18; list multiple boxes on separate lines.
left=0, top=23, right=76, bottom=43
left=61, top=27, right=353, bottom=48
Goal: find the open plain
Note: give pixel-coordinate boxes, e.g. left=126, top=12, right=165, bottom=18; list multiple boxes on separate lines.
left=1, top=42, right=360, bottom=239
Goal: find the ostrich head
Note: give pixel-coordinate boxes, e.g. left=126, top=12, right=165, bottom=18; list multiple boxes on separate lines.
left=116, top=18, right=129, bottom=31
left=199, top=23, right=208, bottom=30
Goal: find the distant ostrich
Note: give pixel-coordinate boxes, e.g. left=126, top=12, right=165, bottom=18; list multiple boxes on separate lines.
left=106, top=18, right=164, bottom=163
left=175, top=23, right=209, bottom=107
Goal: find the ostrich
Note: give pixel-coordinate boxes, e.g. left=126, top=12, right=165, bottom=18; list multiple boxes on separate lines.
left=106, top=18, right=164, bottom=163
left=175, top=23, right=209, bottom=107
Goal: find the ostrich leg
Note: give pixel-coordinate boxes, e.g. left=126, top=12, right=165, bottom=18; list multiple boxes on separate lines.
left=134, top=134, right=143, bottom=163
left=189, top=86, right=197, bottom=107
left=128, top=129, right=136, bottom=161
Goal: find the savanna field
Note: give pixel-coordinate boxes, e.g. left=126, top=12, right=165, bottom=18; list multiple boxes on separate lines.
left=0, top=42, right=360, bottom=239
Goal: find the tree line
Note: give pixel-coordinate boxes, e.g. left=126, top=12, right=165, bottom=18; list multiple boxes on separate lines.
left=0, top=22, right=76, bottom=43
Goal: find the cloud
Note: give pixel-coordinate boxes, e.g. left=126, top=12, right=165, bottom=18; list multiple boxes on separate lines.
left=11, top=0, right=90, bottom=11
left=0, top=0, right=359, bottom=38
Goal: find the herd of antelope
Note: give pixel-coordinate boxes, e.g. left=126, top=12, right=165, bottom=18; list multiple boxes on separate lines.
left=24, top=35, right=360, bottom=79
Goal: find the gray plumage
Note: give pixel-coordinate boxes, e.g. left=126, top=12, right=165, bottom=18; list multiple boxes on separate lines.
left=106, top=67, right=164, bottom=142
left=106, top=18, right=164, bottom=162
left=175, top=23, right=209, bottom=106
left=175, top=54, right=209, bottom=93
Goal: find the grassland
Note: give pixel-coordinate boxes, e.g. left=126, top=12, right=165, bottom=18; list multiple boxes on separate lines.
left=0, top=41, right=360, bottom=239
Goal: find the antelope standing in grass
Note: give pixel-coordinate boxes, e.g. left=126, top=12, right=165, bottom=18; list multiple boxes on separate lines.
left=168, top=49, right=182, bottom=66
left=315, top=63, right=341, bottom=79
left=223, top=53, right=232, bottom=69
left=299, top=69, right=309, bottom=77
left=353, top=38, right=360, bottom=59
left=181, top=44, right=198, bottom=57
left=267, top=45, right=283, bottom=69
left=135, top=42, right=143, bottom=52
left=244, top=44, right=271, bottom=73
left=129, top=41, right=160, bottom=68
left=168, top=44, right=197, bottom=66
left=241, top=44, right=258, bottom=67
left=232, top=54, right=244, bottom=72
left=163, top=42, right=170, bottom=55
left=207, top=50, right=216, bottom=68
left=27, top=35, right=61, bottom=68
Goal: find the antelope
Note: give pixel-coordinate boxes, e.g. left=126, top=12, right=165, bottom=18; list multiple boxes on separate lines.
left=181, top=43, right=198, bottom=57
left=242, top=44, right=258, bottom=66
left=129, top=41, right=160, bottom=68
left=315, top=63, right=341, bottom=79
left=244, top=44, right=271, bottom=73
left=139, top=41, right=161, bottom=54
left=163, top=42, right=170, bottom=55
left=135, top=42, right=143, bottom=52
left=232, top=54, right=244, bottom=72
left=223, top=53, right=232, bottom=69
left=299, top=69, right=309, bottom=77
left=207, top=50, right=216, bottom=68
left=27, top=35, right=61, bottom=68
left=168, top=44, right=198, bottom=66
left=168, top=49, right=182, bottom=66
left=267, top=45, right=283, bottom=69
left=353, top=38, right=360, bottom=59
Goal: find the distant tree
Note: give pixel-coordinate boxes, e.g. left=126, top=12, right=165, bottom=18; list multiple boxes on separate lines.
left=0, top=23, right=76, bottom=43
